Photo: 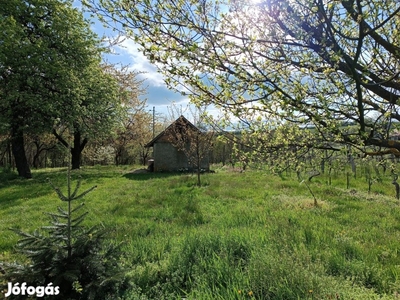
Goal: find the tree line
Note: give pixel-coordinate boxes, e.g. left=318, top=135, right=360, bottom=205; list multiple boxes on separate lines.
left=0, top=0, right=149, bottom=177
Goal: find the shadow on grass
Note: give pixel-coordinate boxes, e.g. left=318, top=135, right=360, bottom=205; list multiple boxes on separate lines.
left=0, top=167, right=96, bottom=209
left=0, top=171, right=20, bottom=182
left=123, top=171, right=183, bottom=181
left=0, top=167, right=67, bottom=183
left=0, top=170, right=58, bottom=210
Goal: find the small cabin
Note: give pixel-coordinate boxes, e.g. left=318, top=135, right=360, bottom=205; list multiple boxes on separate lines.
left=145, top=115, right=210, bottom=172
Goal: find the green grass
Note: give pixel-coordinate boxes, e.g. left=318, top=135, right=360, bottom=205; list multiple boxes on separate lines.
left=1, top=165, right=400, bottom=299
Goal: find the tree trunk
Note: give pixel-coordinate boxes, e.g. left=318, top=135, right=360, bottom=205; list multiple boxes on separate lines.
left=141, top=148, right=149, bottom=166
left=11, top=127, right=32, bottom=178
left=7, top=141, right=13, bottom=169
left=52, top=127, right=88, bottom=170
left=71, top=147, right=81, bottom=170
left=115, top=152, right=120, bottom=166
left=32, top=141, right=42, bottom=169
left=32, top=140, right=55, bottom=169
left=71, top=129, right=88, bottom=170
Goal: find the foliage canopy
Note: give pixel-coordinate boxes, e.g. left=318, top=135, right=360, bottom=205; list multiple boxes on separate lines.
left=86, top=0, right=400, bottom=157
left=0, top=0, right=129, bottom=176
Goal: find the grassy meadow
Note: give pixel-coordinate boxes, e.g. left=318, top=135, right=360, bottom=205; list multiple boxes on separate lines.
left=1, top=165, right=400, bottom=299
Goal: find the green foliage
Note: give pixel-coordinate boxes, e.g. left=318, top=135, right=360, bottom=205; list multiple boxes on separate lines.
left=0, top=167, right=127, bottom=299
left=0, top=0, right=127, bottom=176
left=0, top=0, right=102, bottom=134
left=87, top=0, right=400, bottom=166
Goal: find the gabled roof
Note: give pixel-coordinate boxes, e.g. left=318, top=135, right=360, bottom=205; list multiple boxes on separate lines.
left=145, top=115, right=200, bottom=148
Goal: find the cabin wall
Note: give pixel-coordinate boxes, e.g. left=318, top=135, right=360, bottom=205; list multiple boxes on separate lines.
left=153, top=141, right=210, bottom=172
left=153, top=142, right=188, bottom=172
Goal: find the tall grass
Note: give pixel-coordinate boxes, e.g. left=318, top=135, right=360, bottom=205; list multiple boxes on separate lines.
left=1, top=165, right=400, bottom=299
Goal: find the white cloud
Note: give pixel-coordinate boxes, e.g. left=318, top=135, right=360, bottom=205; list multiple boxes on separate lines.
left=106, top=37, right=229, bottom=122
left=115, top=38, right=166, bottom=87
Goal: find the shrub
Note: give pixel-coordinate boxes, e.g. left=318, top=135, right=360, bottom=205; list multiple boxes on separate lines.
left=0, top=167, right=127, bottom=299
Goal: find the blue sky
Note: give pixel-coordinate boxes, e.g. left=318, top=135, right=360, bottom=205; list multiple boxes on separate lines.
left=77, top=2, right=191, bottom=120
left=75, top=0, right=229, bottom=125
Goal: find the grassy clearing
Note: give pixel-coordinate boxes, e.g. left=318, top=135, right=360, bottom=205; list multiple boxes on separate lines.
left=1, top=165, right=400, bottom=299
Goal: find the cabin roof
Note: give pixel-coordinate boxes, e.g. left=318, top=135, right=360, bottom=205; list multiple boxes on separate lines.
left=145, top=115, right=199, bottom=148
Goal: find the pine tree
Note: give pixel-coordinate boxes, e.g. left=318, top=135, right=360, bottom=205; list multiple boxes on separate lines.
left=0, top=166, right=127, bottom=299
